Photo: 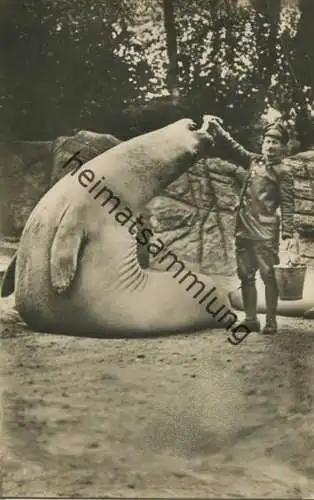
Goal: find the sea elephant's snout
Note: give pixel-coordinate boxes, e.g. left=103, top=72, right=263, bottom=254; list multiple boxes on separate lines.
left=193, top=114, right=224, bottom=153
left=186, top=115, right=220, bottom=153
left=166, top=118, right=215, bottom=157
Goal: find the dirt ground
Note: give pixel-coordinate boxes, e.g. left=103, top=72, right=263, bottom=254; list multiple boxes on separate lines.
left=1, top=301, right=314, bottom=499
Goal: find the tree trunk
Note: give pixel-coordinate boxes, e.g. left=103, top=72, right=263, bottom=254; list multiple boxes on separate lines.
left=295, top=0, right=314, bottom=89
left=252, top=0, right=281, bottom=88
left=163, top=0, right=179, bottom=100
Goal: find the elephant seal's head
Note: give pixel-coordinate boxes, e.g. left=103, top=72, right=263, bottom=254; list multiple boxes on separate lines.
left=158, top=117, right=216, bottom=159
left=81, top=115, right=219, bottom=214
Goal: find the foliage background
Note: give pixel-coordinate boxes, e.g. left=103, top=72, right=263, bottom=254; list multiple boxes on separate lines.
left=1, top=0, right=314, bottom=148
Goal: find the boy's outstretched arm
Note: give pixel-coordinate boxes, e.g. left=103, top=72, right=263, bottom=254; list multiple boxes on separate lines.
left=205, top=117, right=259, bottom=169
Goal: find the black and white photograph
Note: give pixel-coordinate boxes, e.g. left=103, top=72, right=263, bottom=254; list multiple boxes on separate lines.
left=1, top=0, right=314, bottom=497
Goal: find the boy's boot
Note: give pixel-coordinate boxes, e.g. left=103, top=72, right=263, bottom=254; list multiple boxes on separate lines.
left=262, top=283, right=278, bottom=335
left=240, top=283, right=261, bottom=332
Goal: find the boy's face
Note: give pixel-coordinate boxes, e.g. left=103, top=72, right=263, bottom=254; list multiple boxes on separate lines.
left=261, top=135, right=286, bottom=162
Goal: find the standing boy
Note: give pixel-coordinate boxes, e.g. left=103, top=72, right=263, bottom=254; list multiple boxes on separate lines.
left=211, top=120, right=296, bottom=335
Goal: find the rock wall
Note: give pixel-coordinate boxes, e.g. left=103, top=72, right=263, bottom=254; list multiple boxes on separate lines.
left=147, top=159, right=243, bottom=277
left=1, top=134, right=314, bottom=278
left=284, top=150, right=314, bottom=263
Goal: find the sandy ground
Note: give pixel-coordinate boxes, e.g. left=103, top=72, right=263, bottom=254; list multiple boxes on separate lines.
left=1, top=298, right=314, bottom=498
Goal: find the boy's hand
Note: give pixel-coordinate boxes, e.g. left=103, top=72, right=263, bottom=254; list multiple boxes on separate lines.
left=283, top=236, right=301, bottom=265
left=201, top=115, right=224, bottom=133
left=283, top=237, right=295, bottom=252
left=284, top=238, right=301, bottom=265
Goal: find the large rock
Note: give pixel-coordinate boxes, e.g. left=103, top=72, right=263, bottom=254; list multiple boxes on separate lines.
left=49, top=130, right=121, bottom=186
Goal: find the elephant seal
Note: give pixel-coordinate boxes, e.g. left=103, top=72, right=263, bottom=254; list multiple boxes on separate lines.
left=229, top=268, right=314, bottom=318
left=1, top=117, right=244, bottom=339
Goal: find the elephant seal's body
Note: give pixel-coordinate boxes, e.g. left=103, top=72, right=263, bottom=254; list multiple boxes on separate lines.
left=2, top=118, right=238, bottom=338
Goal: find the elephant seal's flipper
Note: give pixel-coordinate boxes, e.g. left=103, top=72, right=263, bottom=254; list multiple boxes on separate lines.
left=50, top=204, right=87, bottom=294
left=1, top=253, right=17, bottom=298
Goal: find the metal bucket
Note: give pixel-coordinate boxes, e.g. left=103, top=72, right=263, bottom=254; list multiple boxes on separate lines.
left=274, top=263, right=307, bottom=301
